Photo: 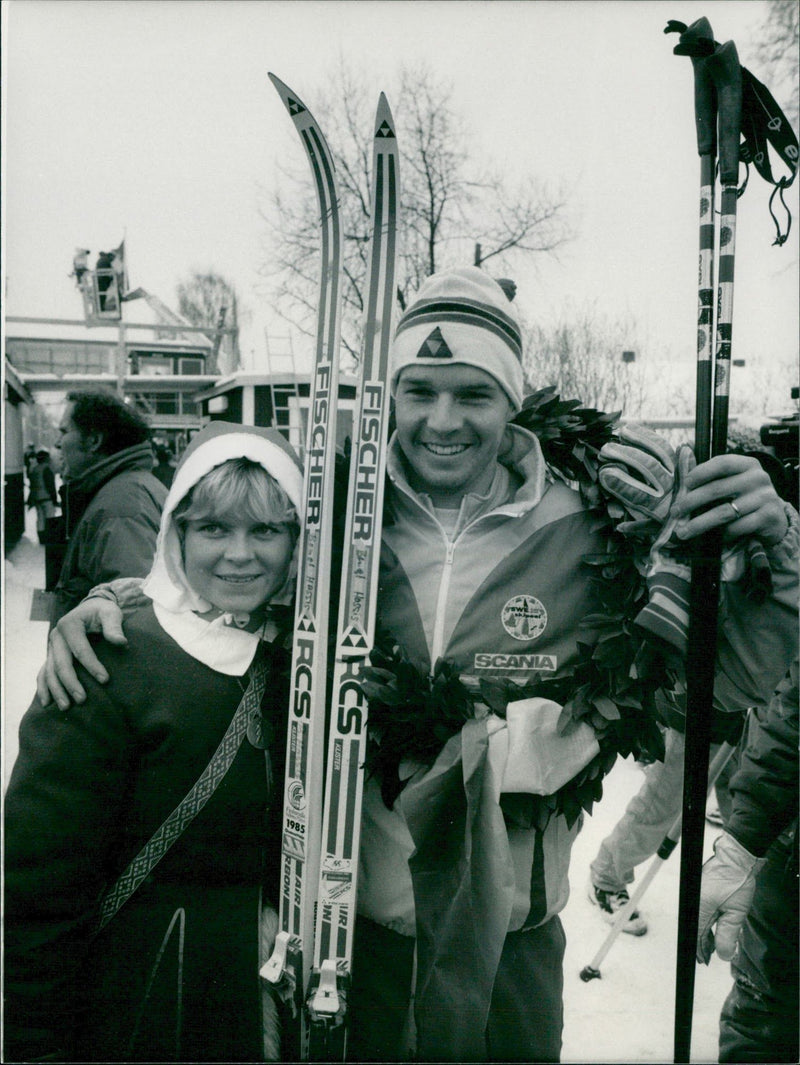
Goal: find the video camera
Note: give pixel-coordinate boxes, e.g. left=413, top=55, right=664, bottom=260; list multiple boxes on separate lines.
left=760, top=387, right=799, bottom=509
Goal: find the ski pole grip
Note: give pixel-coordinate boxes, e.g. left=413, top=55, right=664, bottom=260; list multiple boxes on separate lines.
left=692, top=56, right=718, bottom=158
left=707, top=41, right=743, bottom=186
left=671, top=17, right=718, bottom=157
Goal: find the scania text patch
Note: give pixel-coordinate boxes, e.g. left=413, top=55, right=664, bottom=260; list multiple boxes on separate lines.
left=474, top=652, right=558, bottom=671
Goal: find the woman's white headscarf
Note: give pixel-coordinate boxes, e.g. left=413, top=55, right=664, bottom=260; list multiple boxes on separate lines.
left=142, top=421, right=304, bottom=674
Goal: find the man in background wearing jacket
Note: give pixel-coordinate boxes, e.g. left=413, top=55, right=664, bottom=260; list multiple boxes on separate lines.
left=52, top=389, right=167, bottom=624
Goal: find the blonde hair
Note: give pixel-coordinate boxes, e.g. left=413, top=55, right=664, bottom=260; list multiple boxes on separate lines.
left=173, top=458, right=299, bottom=543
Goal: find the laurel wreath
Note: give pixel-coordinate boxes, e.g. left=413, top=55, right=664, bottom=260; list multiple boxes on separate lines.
left=361, top=387, right=679, bottom=828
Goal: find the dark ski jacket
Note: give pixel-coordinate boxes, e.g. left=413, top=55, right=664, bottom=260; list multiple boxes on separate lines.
left=3, top=606, right=287, bottom=1062
left=53, top=442, right=167, bottom=624
left=724, top=659, right=798, bottom=1010
left=727, top=659, right=798, bottom=859
left=4, top=421, right=304, bottom=1062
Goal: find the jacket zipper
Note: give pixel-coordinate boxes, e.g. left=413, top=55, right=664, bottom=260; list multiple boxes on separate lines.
left=430, top=538, right=455, bottom=667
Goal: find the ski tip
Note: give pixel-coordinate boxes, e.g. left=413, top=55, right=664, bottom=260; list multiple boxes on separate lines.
left=268, top=72, right=308, bottom=115
left=374, top=93, right=396, bottom=139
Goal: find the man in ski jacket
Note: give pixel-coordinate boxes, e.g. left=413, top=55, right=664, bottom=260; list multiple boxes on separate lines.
left=697, top=658, right=798, bottom=1063
left=52, top=390, right=167, bottom=624
left=348, top=268, right=798, bottom=1062
left=35, top=269, right=799, bottom=1062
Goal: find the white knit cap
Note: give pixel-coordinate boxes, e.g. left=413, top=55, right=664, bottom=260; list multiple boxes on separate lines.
left=390, top=266, right=525, bottom=411
left=143, top=421, right=303, bottom=618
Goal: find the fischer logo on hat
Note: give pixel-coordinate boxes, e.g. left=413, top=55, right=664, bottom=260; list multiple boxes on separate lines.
left=390, top=266, right=525, bottom=411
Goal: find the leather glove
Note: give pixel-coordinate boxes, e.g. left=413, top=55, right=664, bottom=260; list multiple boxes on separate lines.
left=697, top=831, right=766, bottom=964
left=598, top=424, right=678, bottom=535
left=632, top=447, right=767, bottom=651
left=632, top=445, right=696, bottom=654
left=598, top=425, right=693, bottom=652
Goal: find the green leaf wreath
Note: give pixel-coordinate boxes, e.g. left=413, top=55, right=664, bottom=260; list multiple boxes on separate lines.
left=361, top=387, right=680, bottom=829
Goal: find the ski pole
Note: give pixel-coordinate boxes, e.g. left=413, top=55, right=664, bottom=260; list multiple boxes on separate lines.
left=668, top=29, right=743, bottom=1065
left=680, top=17, right=717, bottom=463
left=579, top=741, right=736, bottom=982
left=705, top=40, right=742, bottom=458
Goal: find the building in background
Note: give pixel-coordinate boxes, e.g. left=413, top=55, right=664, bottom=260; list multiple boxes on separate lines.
left=6, top=297, right=220, bottom=458
left=195, top=371, right=358, bottom=458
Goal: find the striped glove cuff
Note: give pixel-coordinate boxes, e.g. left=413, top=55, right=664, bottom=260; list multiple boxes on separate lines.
left=634, top=567, right=690, bottom=654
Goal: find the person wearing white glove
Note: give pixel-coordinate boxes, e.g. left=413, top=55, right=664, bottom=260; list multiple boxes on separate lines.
left=696, top=832, right=765, bottom=963
left=697, top=661, right=798, bottom=1063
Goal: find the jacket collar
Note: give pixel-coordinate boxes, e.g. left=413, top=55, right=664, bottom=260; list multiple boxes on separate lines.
left=386, top=424, right=550, bottom=531
left=66, top=441, right=156, bottom=497
left=64, top=442, right=156, bottom=535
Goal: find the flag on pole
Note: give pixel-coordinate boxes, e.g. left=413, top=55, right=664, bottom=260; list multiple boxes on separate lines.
left=110, top=240, right=129, bottom=297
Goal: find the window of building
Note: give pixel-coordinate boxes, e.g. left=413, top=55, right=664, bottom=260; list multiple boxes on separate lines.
left=135, top=392, right=179, bottom=415
left=135, top=355, right=174, bottom=376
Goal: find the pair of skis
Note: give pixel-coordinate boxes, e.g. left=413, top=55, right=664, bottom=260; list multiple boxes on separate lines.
left=261, top=75, right=399, bottom=1060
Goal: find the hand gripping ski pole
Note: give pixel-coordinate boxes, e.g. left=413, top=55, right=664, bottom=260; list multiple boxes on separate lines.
left=261, top=73, right=344, bottom=1061
left=306, top=93, right=399, bottom=1062
left=579, top=741, right=736, bottom=982
left=664, top=21, right=742, bottom=1063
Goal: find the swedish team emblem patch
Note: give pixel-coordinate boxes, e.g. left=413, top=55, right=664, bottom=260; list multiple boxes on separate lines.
left=501, top=594, right=547, bottom=641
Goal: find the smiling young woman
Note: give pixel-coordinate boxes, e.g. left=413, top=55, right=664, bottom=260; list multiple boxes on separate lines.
left=4, top=423, right=304, bottom=1063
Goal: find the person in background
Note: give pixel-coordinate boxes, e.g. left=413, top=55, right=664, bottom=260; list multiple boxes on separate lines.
left=23, top=444, right=37, bottom=478
left=52, top=390, right=167, bottom=624
left=4, top=422, right=303, bottom=1062
left=586, top=445, right=795, bottom=933
left=27, top=448, right=59, bottom=544
left=697, top=659, right=798, bottom=1063
left=152, top=443, right=177, bottom=490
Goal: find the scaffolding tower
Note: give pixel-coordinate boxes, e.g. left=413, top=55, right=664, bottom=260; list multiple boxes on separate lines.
left=264, top=329, right=303, bottom=453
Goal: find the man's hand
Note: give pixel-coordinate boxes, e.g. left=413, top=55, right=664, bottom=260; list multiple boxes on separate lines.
left=697, top=832, right=766, bottom=964
left=674, top=454, right=789, bottom=547
left=36, top=598, right=127, bottom=710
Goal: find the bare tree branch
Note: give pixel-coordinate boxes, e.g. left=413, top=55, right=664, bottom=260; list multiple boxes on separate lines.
left=175, top=271, right=243, bottom=375
left=754, top=0, right=799, bottom=128
left=523, top=306, right=647, bottom=417
left=259, top=60, right=574, bottom=365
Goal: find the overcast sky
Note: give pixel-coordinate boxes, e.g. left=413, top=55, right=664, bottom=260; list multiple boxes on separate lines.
left=2, top=0, right=798, bottom=415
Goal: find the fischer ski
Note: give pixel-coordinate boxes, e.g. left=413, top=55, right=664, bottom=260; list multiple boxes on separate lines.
left=261, top=73, right=343, bottom=1060
left=306, top=93, right=400, bottom=1060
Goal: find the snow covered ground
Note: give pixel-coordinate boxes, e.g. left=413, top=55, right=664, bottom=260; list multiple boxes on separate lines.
left=3, top=510, right=733, bottom=1062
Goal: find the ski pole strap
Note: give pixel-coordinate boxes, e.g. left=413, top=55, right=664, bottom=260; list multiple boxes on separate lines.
left=740, top=67, right=798, bottom=189
left=740, top=67, right=798, bottom=244
left=666, top=18, right=799, bottom=242
left=95, top=658, right=269, bottom=932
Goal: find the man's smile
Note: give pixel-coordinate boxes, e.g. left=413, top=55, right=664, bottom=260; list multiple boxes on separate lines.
left=421, top=442, right=471, bottom=456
